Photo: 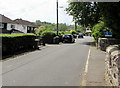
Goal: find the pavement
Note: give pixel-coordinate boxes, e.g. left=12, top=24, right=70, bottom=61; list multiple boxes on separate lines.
left=81, top=44, right=106, bottom=86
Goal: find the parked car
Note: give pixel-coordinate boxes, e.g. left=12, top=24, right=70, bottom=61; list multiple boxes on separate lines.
left=78, top=33, right=84, bottom=38
left=62, top=34, right=75, bottom=43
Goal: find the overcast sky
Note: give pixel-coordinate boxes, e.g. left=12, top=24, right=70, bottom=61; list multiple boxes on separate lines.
left=0, top=0, right=74, bottom=25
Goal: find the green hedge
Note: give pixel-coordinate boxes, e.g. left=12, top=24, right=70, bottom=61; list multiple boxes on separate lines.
left=2, top=33, right=37, bottom=56
left=0, top=33, right=35, bottom=37
left=41, top=30, right=56, bottom=44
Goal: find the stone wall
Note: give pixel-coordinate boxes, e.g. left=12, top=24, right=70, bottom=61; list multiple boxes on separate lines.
left=105, top=45, right=120, bottom=87
left=98, top=38, right=120, bottom=51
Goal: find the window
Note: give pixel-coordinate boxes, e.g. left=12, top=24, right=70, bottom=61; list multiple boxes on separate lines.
left=11, top=25, right=15, bottom=29
left=0, top=23, right=4, bottom=28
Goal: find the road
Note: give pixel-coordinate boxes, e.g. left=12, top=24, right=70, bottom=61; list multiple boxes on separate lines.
left=2, top=37, right=93, bottom=86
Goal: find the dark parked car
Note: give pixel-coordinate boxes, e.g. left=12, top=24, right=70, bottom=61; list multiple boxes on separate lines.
left=62, top=34, right=75, bottom=43
left=78, top=33, right=84, bottom=38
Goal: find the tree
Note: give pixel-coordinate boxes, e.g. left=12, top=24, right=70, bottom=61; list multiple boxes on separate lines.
left=66, top=2, right=101, bottom=27
left=35, top=26, right=46, bottom=36
left=98, top=2, right=120, bottom=37
left=66, top=2, right=120, bottom=38
left=58, top=23, right=68, bottom=31
left=92, top=21, right=110, bottom=42
left=35, top=20, right=42, bottom=26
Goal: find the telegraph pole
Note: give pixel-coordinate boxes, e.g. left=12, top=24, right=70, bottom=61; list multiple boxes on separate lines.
left=56, top=0, right=59, bottom=36
left=75, top=21, right=77, bottom=31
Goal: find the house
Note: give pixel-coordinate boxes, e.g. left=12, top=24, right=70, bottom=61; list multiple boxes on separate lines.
left=14, top=19, right=38, bottom=33
left=0, top=14, right=18, bottom=33
left=0, top=14, right=38, bottom=34
left=85, top=28, right=92, bottom=36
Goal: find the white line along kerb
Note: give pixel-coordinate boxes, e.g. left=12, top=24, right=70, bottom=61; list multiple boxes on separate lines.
left=85, top=49, right=91, bottom=73
left=81, top=48, right=91, bottom=86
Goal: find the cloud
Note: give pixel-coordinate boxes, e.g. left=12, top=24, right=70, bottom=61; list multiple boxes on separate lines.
left=0, top=0, right=73, bottom=24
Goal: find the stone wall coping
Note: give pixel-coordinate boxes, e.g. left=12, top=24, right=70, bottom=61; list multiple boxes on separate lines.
left=99, top=38, right=119, bottom=40
left=111, top=50, right=120, bottom=57
left=106, top=45, right=119, bottom=54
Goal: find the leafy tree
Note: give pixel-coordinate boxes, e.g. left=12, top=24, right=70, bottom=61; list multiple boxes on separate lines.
left=66, top=2, right=100, bottom=27
left=35, top=26, right=46, bottom=36
left=44, top=24, right=56, bottom=31
left=98, top=2, right=120, bottom=37
left=66, top=2, right=120, bottom=38
left=58, top=23, right=68, bottom=31
left=92, top=21, right=111, bottom=42
left=35, top=20, right=42, bottom=26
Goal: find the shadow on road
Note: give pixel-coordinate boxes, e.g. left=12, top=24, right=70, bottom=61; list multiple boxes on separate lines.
left=2, top=48, right=38, bottom=60
left=81, top=41, right=96, bottom=47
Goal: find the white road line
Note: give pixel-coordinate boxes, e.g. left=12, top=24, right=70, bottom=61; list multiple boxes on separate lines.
left=85, top=48, right=91, bottom=73
left=81, top=48, right=91, bottom=86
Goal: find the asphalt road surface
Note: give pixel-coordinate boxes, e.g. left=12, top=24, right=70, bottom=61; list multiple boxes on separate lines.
left=2, top=36, right=93, bottom=86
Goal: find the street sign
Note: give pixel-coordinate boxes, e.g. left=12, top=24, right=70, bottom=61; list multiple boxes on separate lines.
left=104, top=31, right=112, bottom=37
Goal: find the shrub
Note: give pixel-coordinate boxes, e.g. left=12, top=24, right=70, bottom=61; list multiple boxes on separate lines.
left=35, top=26, right=46, bottom=36
left=70, top=30, right=78, bottom=38
left=2, top=33, right=37, bottom=57
left=41, top=30, right=55, bottom=36
left=59, top=31, right=65, bottom=36
left=0, top=33, right=35, bottom=37
left=64, top=31, right=71, bottom=34
left=58, top=31, right=65, bottom=42
left=92, top=21, right=110, bottom=42
left=41, top=30, right=56, bottom=44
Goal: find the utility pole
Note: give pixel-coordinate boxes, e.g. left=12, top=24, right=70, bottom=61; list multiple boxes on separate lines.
left=75, top=21, right=77, bottom=31
left=56, top=0, right=59, bottom=36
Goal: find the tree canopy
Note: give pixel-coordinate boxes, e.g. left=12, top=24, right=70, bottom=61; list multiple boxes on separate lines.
left=66, top=2, right=120, bottom=37
left=66, top=2, right=100, bottom=27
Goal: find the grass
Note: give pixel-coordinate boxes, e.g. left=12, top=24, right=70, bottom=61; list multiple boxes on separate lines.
left=0, top=33, right=35, bottom=37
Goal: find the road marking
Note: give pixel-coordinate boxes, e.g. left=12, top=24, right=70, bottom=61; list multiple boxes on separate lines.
left=81, top=47, right=91, bottom=86
left=85, top=48, right=90, bottom=73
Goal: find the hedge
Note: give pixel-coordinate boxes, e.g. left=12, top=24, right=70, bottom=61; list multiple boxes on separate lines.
left=1, top=33, right=37, bottom=56
left=0, top=33, right=35, bottom=37
left=41, top=30, right=56, bottom=44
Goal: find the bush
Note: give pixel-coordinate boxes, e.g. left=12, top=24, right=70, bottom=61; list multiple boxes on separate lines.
left=70, top=30, right=78, bottom=38
left=0, top=33, right=35, bottom=37
left=59, top=31, right=65, bottom=36
left=92, top=21, right=110, bottom=42
left=2, top=33, right=37, bottom=57
left=35, top=26, right=46, bottom=36
left=64, top=31, right=71, bottom=34
left=41, top=30, right=56, bottom=44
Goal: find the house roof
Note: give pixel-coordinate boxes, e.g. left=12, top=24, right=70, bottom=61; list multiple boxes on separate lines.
left=14, top=19, right=38, bottom=28
left=86, top=29, right=92, bottom=33
left=0, top=14, right=39, bottom=28
left=0, top=14, right=16, bottom=24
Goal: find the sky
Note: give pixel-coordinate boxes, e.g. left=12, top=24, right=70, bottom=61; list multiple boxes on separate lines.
left=0, top=0, right=74, bottom=25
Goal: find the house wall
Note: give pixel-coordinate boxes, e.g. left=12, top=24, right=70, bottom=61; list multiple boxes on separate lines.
left=16, top=24, right=27, bottom=33
left=6, top=23, right=36, bottom=33
left=27, top=26, right=35, bottom=33
left=7, top=23, right=17, bottom=30
left=6, top=23, right=28, bottom=33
